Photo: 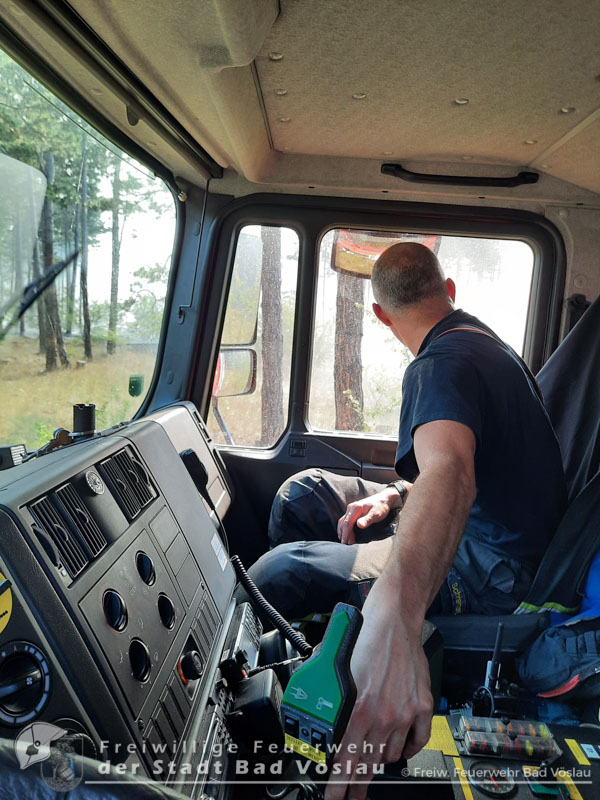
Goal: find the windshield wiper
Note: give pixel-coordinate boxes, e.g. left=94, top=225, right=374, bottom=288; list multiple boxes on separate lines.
left=0, top=249, right=79, bottom=342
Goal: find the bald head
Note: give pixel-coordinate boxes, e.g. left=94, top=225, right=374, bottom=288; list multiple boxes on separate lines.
left=371, top=242, right=448, bottom=312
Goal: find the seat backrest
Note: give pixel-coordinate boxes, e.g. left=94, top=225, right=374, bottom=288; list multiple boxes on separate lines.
left=537, top=294, right=600, bottom=501
left=516, top=469, right=600, bottom=615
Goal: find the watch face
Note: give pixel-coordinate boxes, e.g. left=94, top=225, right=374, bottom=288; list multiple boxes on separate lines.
left=84, top=469, right=105, bottom=495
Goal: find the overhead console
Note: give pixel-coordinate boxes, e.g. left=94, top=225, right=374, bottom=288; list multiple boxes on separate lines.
left=0, top=402, right=258, bottom=796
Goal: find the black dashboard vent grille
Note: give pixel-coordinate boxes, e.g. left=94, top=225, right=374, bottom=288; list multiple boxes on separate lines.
left=98, top=447, right=157, bottom=520
left=29, top=496, right=89, bottom=579
left=54, top=483, right=107, bottom=558
left=195, top=595, right=221, bottom=663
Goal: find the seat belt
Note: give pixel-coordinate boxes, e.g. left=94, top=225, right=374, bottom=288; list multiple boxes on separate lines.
left=433, top=325, right=544, bottom=404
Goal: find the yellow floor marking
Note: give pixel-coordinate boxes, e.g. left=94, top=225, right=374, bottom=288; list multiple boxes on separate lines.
left=284, top=733, right=326, bottom=765
left=564, top=738, right=591, bottom=766
left=452, top=756, right=474, bottom=800
left=423, top=715, right=459, bottom=757
left=556, top=768, right=584, bottom=800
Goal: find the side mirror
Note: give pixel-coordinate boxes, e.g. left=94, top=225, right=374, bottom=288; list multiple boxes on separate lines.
left=212, top=348, right=257, bottom=398
left=331, top=229, right=441, bottom=278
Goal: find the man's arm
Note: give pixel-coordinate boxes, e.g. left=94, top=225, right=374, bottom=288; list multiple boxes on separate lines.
left=337, top=481, right=412, bottom=545
left=325, top=419, right=476, bottom=800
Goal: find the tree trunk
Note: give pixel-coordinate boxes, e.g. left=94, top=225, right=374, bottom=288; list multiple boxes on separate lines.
left=65, top=202, right=79, bottom=336
left=80, top=135, right=92, bottom=360
left=41, top=154, right=57, bottom=371
left=41, top=152, right=70, bottom=370
left=14, top=212, right=24, bottom=336
left=107, top=155, right=121, bottom=355
left=260, top=226, right=283, bottom=445
left=334, top=240, right=365, bottom=430
left=28, top=170, right=46, bottom=352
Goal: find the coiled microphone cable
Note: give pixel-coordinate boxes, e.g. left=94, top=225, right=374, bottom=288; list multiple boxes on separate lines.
left=230, top=554, right=312, bottom=658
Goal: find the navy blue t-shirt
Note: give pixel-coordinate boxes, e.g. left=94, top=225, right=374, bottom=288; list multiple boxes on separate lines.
left=395, top=309, right=567, bottom=571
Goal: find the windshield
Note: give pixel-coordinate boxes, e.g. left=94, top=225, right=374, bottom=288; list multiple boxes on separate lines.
left=0, top=50, right=176, bottom=451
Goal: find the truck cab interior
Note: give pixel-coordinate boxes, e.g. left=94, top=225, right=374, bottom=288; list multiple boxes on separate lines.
left=1, top=1, right=600, bottom=798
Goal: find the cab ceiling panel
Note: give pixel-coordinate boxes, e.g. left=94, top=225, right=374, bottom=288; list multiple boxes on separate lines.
left=258, top=0, right=600, bottom=165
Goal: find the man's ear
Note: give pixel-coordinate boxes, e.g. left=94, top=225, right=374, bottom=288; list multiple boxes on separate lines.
left=372, top=302, right=392, bottom=327
left=446, top=277, right=456, bottom=302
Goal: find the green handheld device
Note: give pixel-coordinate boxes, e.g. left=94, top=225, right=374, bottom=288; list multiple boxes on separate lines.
left=280, top=603, right=363, bottom=766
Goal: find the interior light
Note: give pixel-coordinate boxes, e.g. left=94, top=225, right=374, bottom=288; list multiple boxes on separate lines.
left=541, top=163, right=550, bottom=169
left=462, top=155, right=473, bottom=160
left=352, top=92, right=367, bottom=100
left=524, top=139, right=538, bottom=145
left=275, top=89, right=288, bottom=96
left=560, top=106, right=576, bottom=114
left=279, top=117, right=291, bottom=123
left=269, top=52, right=284, bottom=61
left=383, top=151, right=393, bottom=155
left=454, top=98, right=469, bottom=105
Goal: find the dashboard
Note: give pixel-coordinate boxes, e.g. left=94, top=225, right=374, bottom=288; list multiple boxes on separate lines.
left=0, top=402, right=259, bottom=797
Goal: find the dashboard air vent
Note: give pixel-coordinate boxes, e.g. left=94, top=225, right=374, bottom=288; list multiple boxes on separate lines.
left=195, top=595, right=221, bottom=663
left=29, top=496, right=89, bottom=579
left=54, top=483, right=107, bottom=558
left=98, top=447, right=156, bottom=521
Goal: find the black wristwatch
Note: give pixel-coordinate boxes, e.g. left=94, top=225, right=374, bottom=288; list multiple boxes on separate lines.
left=387, top=479, right=408, bottom=505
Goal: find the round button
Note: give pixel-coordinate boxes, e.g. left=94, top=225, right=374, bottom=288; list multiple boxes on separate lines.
left=180, top=650, right=204, bottom=681
left=158, top=594, right=176, bottom=630
left=136, top=552, right=156, bottom=585
left=129, top=639, right=151, bottom=682
left=103, top=590, right=128, bottom=631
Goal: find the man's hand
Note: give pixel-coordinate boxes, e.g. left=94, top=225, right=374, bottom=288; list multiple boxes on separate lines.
left=337, top=485, right=407, bottom=545
left=324, top=575, right=433, bottom=800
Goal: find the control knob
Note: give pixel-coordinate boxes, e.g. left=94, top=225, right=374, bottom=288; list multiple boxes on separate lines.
left=0, top=641, right=51, bottom=726
left=179, top=650, right=204, bottom=682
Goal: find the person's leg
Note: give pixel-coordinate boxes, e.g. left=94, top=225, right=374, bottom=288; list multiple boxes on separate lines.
left=268, top=468, right=398, bottom=548
left=234, top=537, right=395, bottom=620
left=234, top=536, right=478, bottom=621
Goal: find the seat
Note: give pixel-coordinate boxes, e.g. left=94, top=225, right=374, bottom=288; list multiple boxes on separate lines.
left=431, top=297, right=600, bottom=655
left=537, top=293, right=600, bottom=502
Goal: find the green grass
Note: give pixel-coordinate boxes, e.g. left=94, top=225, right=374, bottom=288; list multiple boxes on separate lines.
left=0, top=335, right=157, bottom=449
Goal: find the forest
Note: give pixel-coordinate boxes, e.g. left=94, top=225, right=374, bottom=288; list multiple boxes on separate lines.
left=0, top=50, right=175, bottom=449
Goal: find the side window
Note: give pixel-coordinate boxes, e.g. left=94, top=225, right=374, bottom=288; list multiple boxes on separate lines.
left=309, top=229, right=534, bottom=436
left=0, top=49, right=176, bottom=450
left=207, top=225, right=299, bottom=447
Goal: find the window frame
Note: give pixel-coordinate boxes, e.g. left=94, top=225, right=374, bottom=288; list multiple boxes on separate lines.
left=194, top=194, right=566, bottom=447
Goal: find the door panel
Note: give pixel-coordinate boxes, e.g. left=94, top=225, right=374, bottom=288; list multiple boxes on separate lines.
left=219, top=436, right=360, bottom=565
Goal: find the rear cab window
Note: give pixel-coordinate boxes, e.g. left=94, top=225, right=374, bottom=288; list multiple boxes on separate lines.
left=309, top=229, right=535, bottom=435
